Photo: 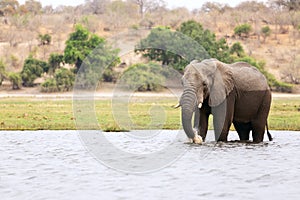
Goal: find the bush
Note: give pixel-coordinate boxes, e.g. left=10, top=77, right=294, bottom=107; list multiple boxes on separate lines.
left=234, top=24, right=252, bottom=38
left=41, top=78, right=58, bottom=93
left=8, top=72, right=21, bottom=90
left=55, top=68, right=75, bottom=92
left=229, top=42, right=245, bottom=57
left=41, top=68, right=75, bottom=93
left=21, top=56, right=50, bottom=87
left=121, top=63, right=165, bottom=92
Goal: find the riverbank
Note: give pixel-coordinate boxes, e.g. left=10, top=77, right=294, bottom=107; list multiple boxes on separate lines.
left=0, top=95, right=299, bottom=131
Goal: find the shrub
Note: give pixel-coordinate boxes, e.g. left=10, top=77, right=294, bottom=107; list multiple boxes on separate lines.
left=8, top=72, right=21, bottom=90
left=41, top=68, right=75, bottom=93
left=41, top=78, right=58, bottom=93
left=229, top=42, right=245, bottom=57
left=121, top=63, right=165, bottom=92
left=21, top=56, right=50, bottom=87
left=55, top=68, right=75, bottom=92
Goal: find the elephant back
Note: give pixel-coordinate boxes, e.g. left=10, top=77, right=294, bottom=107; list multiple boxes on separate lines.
left=229, top=62, right=269, bottom=92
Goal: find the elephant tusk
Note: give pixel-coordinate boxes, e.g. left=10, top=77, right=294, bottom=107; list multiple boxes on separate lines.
left=173, top=103, right=181, bottom=109
left=198, top=103, right=202, bottom=108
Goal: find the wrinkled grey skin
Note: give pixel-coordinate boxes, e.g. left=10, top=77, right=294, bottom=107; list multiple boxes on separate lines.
left=180, top=59, right=272, bottom=143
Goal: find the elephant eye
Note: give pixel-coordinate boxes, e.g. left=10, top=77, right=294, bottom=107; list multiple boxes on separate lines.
left=203, top=81, right=207, bottom=87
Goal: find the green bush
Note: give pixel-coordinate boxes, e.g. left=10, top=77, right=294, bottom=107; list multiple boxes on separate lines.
left=21, top=56, right=50, bottom=87
left=229, top=42, right=245, bottom=57
left=8, top=72, right=21, bottom=90
left=55, top=68, right=75, bottom=92
left=41, top=78, right=58, bottom=93
left=41, top=68, right=75, bottom=93
left=121, top=63, right=165, bottom=92
left=234, top=24, right=252, bottom=38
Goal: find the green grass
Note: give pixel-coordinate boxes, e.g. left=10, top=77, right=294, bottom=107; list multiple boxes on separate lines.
left=0, top=97, right=299, bottom=131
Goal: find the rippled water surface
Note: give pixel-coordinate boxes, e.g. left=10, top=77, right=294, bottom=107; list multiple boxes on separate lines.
left=1, top=130, right=300, bottom=200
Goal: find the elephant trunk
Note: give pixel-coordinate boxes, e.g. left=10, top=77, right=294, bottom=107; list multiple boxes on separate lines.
left=181, top=88, right=197, bottom=140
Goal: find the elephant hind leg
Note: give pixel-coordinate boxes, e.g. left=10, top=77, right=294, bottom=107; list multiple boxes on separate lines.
left=233, top=121, right=251, bottom=141
left=251, top=121, right=266, bottom=142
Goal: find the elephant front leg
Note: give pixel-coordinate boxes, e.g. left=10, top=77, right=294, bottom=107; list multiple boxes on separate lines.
left=198, top=109, right=209, bottom=142
left=212, top=100, right=234, bottom=142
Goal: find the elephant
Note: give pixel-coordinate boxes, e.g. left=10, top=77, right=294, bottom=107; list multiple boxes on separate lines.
left=177, top=59, right=273, bottom=144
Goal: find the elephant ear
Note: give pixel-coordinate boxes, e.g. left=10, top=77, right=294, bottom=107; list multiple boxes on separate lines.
left=209, top=61, right=234, bottom=107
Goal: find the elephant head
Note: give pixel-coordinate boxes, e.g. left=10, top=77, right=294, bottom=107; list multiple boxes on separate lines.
left=180, top=59, right=234, bottom=142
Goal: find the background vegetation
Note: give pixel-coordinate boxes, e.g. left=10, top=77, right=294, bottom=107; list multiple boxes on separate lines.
left=0, top=0, right=300, bottom=93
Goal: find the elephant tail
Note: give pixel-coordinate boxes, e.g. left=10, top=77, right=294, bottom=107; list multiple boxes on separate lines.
left=266, top=122, right=273, bottom=141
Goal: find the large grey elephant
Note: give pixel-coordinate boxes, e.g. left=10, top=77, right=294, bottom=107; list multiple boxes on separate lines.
left=177, top=59, right=273, bottom=144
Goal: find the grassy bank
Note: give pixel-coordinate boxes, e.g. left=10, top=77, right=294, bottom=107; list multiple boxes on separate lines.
left=0, top=97, right=299, bottom=131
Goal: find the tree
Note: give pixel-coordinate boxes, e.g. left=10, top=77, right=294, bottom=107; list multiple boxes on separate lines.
left=178, top=20, right=231, bottom=63
left=268, top=0, right=300, bottom=11
left=64, top=24, right=109, bottom=73
left=129, top=0, right=165, bottom=18
left=83, top=0, right=109, bottom=14
left=24, top=0, right=42, bottom=15
left=21, top=56, right=49, bottom=87
left=135, top=26, right=209, bottom=71
left=0, top=0, right=19, bottom=15
left=234, top=23, right=252, bottom=38
left=48, top=53, right=64, bottom=75
left=261, top=26, right=272, bottom=43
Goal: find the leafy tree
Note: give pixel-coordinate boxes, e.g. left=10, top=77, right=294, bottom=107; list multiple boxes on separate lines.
left=8, top=72, right=21, bottom=90
left=64, top=24, right=118, bottom=73
left=136, top=20, right=232, bottom=71
left=135, top=26, right=202, bottom=71
left=21, top=56, right=49, bottom=87
left=234, top=23, right=252, bottom=38
left=178, top=20, right=231, bottom=63
left=261, top=26, right=272, bottom=43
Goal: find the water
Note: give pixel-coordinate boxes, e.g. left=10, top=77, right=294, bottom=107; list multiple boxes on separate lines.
left=1, top=130, right=300, bottom=200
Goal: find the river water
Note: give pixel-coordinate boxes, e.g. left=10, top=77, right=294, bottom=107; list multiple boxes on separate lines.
left=1, top=130, right=300, bottom=200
